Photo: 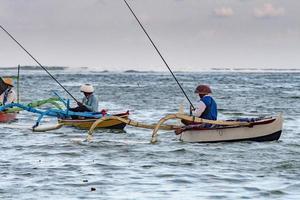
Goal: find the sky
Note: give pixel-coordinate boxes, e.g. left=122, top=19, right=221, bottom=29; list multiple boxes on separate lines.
left=0, top=0, right=299, bottom=71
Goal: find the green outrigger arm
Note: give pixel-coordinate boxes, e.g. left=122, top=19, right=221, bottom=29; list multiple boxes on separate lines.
left=4, top=97, right=64, bottom=113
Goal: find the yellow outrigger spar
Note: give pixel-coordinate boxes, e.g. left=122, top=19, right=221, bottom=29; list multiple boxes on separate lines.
left=85, top=113, right=252, bottom=142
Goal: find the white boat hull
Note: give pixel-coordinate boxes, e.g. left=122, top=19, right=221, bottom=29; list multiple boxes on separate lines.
left=177, top=114, right=283, bottom=143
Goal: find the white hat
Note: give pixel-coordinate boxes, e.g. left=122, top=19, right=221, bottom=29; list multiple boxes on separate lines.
left=80, top=84, right=94, bottom=93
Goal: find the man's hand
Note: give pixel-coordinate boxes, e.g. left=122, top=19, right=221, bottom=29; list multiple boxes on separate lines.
left=77, top=102, right=84, bottom=107
left=190, top=105, right=195, bottom=111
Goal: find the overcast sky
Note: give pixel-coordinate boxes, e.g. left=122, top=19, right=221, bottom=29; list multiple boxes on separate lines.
left=0, top=0, right=299, bottom=71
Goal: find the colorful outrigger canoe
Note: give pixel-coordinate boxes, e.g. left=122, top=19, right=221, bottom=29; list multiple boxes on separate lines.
left=58, top=112, right=129, bottom=130
left=0, top=111, right=17, bottom=123
left=0, top=98, right=130, bottom=131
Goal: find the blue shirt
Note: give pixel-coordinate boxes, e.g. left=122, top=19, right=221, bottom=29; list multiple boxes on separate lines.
left=82, top=94, right=99, bottom=112
left=200, top=96, right=217, bottom=120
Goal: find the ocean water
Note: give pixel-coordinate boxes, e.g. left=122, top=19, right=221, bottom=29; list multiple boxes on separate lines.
left=0, top=69, right=299, bottom=199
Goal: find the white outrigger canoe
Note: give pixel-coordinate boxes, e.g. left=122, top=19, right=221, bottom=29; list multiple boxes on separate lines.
left=176, top=114, right=283, bottom=143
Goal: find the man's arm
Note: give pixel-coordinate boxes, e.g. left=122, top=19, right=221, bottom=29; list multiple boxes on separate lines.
left=83, top=96, right=98, bottom=112
left=192, top=101, right=206, bottom=117
left=90, top=96, right=99, bottom=112
left=7, top=90, right=17, bottom=103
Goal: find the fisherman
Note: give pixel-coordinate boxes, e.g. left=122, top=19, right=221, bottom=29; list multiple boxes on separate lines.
left=0, top=78, right=17, bottom=106
left=69, top=84, right=99, bottom=113
left=175, top=84, right=217, bottom=134
left=192, top=84, right=217, bottom=120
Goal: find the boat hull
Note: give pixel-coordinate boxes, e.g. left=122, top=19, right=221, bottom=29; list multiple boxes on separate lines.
left=0, top=112, right=17, bottom=123
left=177, top=114, right=283, bottom=143
left=58, top=113, right=129, bottom=130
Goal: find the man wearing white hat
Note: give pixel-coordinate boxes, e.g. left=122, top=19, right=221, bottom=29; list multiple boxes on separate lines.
left=70, top=84, right=99, bottom=113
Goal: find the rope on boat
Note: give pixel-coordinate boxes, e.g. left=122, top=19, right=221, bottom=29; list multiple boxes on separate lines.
left=150, top=113, right=252, bottom=143
left=3, top=97, right=63, bottom=113
left=86, top=116, right=182, bottom=141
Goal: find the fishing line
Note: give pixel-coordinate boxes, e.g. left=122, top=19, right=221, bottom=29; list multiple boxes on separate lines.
left=0, top=25, right=79, bottom=103
left=123, top=0, right=195, bottom=109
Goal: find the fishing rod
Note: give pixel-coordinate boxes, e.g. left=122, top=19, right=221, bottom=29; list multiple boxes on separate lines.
left=0, top=25, right=79, bottom=103
left=123, top=0, right=195, bottom=110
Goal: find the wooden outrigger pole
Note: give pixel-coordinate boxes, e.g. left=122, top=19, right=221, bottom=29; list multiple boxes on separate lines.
left=86, top=116, right=182, bottom=141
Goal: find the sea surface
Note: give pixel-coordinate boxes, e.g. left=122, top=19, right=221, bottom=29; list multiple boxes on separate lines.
left=1, top=68, right=300, bottom=199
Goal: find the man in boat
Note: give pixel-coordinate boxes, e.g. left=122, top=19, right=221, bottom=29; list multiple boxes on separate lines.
left=192, top=84, right=217, bottom=121
left=0, top=78, right=17, bottom=106
left=176, top=84, right=217, bottom=134
left=69, top=84, right=99, bottom=113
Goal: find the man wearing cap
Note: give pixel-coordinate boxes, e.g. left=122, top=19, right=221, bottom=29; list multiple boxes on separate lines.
left=175, top=84, right=217, bottom=134
left=69, top=84, right=99, bottom=113
left=192, top=84, right=217, bottom=120
left=0, top=78, right=17, bottom=106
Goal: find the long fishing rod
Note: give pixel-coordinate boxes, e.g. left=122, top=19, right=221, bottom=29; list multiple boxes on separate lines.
left=0, top=25, right=79, bottom=103
left=123, top=0, right=195, bottom=109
